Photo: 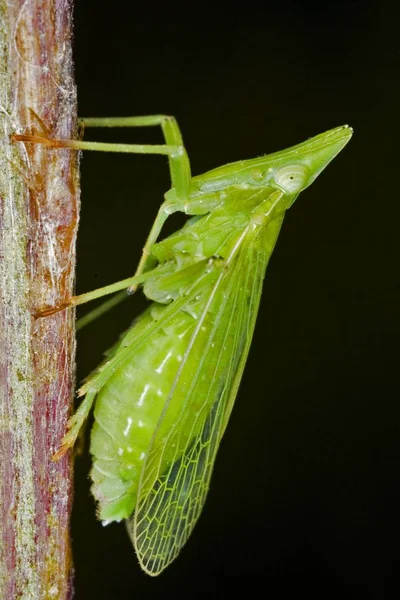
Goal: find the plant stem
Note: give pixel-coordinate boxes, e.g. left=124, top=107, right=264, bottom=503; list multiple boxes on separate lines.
left=0, top=1, right=79, bottom=598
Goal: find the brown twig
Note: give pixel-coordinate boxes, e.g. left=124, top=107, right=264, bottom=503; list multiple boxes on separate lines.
left=0, top=1, right=79, bottom=598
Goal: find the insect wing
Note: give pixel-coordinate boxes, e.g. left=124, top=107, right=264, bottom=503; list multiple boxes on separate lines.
left=129, top=226, right=273, bottom=575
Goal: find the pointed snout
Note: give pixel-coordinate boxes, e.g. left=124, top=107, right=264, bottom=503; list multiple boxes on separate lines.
left=300, top=125, right=353, bottom=186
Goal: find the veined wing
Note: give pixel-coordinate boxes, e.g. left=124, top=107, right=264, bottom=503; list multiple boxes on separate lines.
left=128, top=214, right=283, bottom=575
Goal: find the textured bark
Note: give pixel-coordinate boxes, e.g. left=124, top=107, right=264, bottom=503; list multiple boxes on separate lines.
left=0, top=1, right=78, bottom=598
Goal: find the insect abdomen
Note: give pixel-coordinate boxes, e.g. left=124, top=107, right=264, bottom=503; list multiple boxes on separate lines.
left=90, top=304, right=203, bottom=523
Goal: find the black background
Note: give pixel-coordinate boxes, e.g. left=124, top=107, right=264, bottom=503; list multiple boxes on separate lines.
left=72, top=0, right=399, bottom=597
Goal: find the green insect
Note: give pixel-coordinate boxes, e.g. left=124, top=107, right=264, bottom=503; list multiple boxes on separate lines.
left=14, top=116, right=352, bottom=575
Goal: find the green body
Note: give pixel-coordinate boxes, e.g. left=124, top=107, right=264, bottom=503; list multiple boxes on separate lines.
left=90, top=187, right=284, bottom=522
left=79, top=124, right=353, bottom=575
left=26, top=119, right=352, bottom=575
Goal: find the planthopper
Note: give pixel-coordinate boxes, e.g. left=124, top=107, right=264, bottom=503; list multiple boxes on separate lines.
left=13, top=116, right=352, bottom=575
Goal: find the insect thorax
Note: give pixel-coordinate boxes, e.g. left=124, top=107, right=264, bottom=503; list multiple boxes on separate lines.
left=154, top=184, right=286, bottom=264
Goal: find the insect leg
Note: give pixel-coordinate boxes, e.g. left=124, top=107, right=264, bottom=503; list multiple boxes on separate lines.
left=81, top=115, right=191, bottom=202
left=66, top=189, right=196, bottom=329
left=37, top=262, right=173, bottom=317
left=37, top=189, right=189, bottom=318
left=52, top=390, right=96, bottom=460
left=30, top=194, right=180, bottom=319
left=12, top=115, right=190, bottom=202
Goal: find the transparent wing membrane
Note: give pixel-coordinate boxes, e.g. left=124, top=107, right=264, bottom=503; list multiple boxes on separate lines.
left=129, top=225, right=272, bottom=574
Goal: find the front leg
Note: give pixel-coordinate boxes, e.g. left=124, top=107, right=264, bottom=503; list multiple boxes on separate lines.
left=81, top=115, right=191, bottom=202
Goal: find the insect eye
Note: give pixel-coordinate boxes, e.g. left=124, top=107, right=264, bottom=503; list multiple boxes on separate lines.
left=274, top=163, right=309, bottom=194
